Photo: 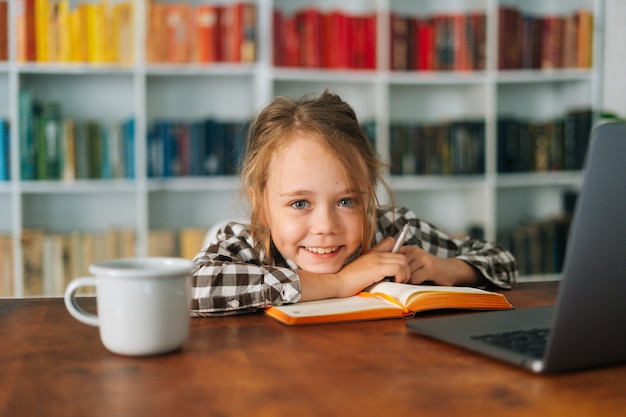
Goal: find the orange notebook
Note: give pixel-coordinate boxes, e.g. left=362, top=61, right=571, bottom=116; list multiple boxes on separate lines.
left=265, top=282, right=512, bottom=325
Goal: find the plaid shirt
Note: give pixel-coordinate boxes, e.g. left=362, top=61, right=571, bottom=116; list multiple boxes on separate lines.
left=191, top=206, right=518, bottom=316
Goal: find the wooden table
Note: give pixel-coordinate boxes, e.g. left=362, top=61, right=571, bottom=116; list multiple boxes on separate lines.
left=1, top=281, right=625, bottom=417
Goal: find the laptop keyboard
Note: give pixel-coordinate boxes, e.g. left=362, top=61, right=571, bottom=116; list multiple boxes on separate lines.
left=470, top=328, right=550, bottom=359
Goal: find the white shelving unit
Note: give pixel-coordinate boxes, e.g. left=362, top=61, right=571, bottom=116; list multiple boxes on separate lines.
left=0, top=0, right=604, bottom=296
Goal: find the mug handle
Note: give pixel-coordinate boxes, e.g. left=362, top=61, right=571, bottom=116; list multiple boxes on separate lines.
left=64, top=277, right=99, bottom=327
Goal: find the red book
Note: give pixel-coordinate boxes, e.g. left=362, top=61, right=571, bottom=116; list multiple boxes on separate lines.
left=452, top=14, right=470, bottom=71
left=320, top=12, right=331, bottom=68
left=272, top=9, right=284, bottom=66
left=416, top=18, right=434, bottom=71
left=326, top=10, right=352, bottom=69
left=541, top=16, right=564, bottom=69
left=283, top=14, right=299, bottom=67
left=498, top=7, right=522, bottom=69
left=352, top=15, right=367, bottom=69
left=195, top=4, right=220, bottom=63
left=297, top=7, right=321, bottom=68
left=0, top=1, right=6, bottom=61
left=471, top=13, right=486, bottom=70
left=363, top=14, right=377, bottom=69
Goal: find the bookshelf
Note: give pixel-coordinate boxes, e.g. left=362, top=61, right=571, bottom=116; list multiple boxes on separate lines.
left=0, top=0, right=605, bottom=297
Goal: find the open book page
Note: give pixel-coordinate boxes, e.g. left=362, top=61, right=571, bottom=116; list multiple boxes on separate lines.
left=265, top=282, right=511, bottom=325
left=270, top=295, right=402, bottom=317
left=365, top=282, right=495, bottom=306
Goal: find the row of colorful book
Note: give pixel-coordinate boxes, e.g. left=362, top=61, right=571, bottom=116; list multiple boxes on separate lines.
left=390, top=12, right=486, bottom=71
left=273, top=7, right=376, bottom=69
left=147, top=118, right=378, bottom=178
left=0, top=226, right=208, bottom=297
left=498, top=7, right=594, bottom=70
left=146, top=1, right=257, bottom=64
left=497, top=108, right=593, bottom=173
left=498, top=190, right=577, bottom=276
left=16, top=0, right=134, bottom=63
left=499, top=215, right=572, bottom=276
left=389, top=120, right=485, bottom=176
left=19, top=91, right=135, bottom=181
left=147, top=119, right=248, bottom=178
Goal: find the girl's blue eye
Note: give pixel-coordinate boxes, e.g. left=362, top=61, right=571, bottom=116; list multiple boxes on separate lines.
left=339, top=198, right=353, bottom=207
left=292, top=200, right=309, bottom=209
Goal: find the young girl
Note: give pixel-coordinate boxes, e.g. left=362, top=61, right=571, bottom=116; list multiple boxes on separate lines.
left=191, top=91, right=517, bottom=316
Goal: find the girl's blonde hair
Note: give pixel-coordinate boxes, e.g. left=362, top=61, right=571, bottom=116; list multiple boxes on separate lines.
left=240, top=90, right=391, bottom=260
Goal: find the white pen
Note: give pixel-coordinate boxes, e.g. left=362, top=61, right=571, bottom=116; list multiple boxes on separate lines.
left=391, top=223, right=410, bottom=253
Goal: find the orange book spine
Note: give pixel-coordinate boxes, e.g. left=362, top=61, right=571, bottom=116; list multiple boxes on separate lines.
left=165, top=3, right=192, bottom=63
left=194, top=4, right=220, bottom=63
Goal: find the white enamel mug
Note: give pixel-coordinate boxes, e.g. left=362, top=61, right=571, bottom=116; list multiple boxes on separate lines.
left=64, top=257, right=194, bottom=356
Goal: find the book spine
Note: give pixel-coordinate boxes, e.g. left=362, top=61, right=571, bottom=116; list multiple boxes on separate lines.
left=19, top=91, right=36, bottom=180
left=61, top=119, right=76, bottom=181
left=0, top=119, right=8, bottom=181
left=123, top=118, right=135, bottom=179
left=298, top=7, right=321, bottom=68
left=195, top=4, right=220, bottom=63
left=240, top=3, right=256, bottom=63
left=0, top=1, right=7, bottom=61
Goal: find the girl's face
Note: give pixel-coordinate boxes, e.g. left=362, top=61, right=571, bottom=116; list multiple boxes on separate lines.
left=263, top=135, right=365, bottom=274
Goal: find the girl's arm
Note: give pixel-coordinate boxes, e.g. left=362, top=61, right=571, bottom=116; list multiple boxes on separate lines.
left=377, top=207, right=518, bottom=288
left=190, top=222, right=301, bottom=316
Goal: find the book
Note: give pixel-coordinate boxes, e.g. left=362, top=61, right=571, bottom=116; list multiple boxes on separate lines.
left=195, top=4, right=220, bottom=63
left=165, top=2, right=192, bottom=63
left=0, top=0, right=7, bottom=61
left=0, top=119, right=8, bottom=181
left=0, top=234, right=14, bottom=296
left=264, top=281, right=513, bottom=325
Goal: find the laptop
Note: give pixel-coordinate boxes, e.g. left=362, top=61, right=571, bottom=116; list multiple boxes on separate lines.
left=406, top=121, right=626, bottom=373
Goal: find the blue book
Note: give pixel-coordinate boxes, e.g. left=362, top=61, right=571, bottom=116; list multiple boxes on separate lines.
left=123, top=118, right=135, bottom=179
left=99, top=127, right=112, bottom=179
left=203, top=119, right=227, bottom=175
left=146, top=125, right=161, bottom=178
left=155, top=120, right=178, bottom=178
left=189, top=121, right=205, bottom=176
left=0, top=119, right=9, bottom=181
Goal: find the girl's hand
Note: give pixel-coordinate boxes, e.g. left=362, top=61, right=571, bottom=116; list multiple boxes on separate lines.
left=332, top=237, right=411, bottom=297
left=298, top=237, right=410, bottom=301
left=397, top=245, right=483, bottom=286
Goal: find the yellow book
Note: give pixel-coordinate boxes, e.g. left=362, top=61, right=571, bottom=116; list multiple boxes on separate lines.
left=85, top=1, right=106, bottom=63
left=120, top=228, right=136, bottom=257
left=34, top=0, right=49, bottom=61
left=56, top=0, right=71, bottom=62
left=112, top=1, right=134, bottom=64
left=69, top=4, right=87, bottom=62
left=179, top=228, right=207, bottom=260
left=61, top=119, right=76, bottom=181
left=0, top=234, right=14, bottom=296
left=265, top=282, right=512, bottom=325
left=22, top=228, right=45, bottom=296
left=148, top=229, right=178, bottom=257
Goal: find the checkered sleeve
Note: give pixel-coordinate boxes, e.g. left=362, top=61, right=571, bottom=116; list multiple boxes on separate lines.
left=375, top=207, right=518, bottom=289
left=190, top=222, right=301, bottom=317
